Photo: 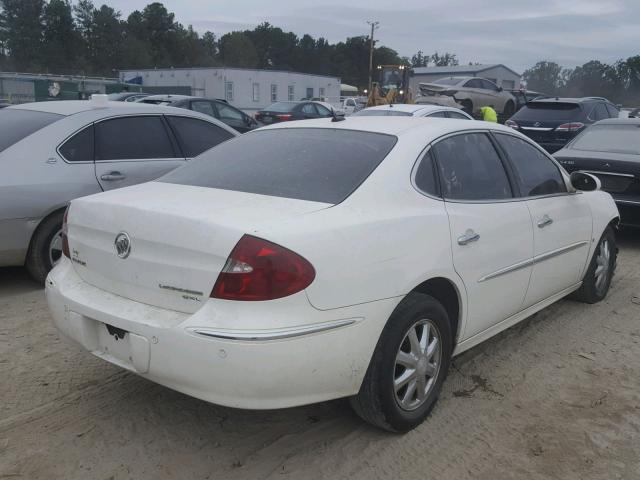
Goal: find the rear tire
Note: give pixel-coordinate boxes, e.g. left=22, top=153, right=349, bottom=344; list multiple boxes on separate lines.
left=503, top=100, right=515, bottom=118
left=25, top=210, right=64, bottom=284
left=461, top=99, right=473, bottom=116
left=571, top=226, right=617, bottom=303
left=350, top=293, right=453, bottom=432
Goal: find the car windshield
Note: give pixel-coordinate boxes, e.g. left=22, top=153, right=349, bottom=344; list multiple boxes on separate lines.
left=352, top=110, right=412, bottom=117
left=264, top=102, right=297, bottom=112
left=0, top=109, right=63, bottom=153
left=433, top=77, right=463, bottom=86
left=512, top=102, right=582, bottom=122
left=570, top=124, right=640, bottom=155
left=160, top=128, right=397, bottom=204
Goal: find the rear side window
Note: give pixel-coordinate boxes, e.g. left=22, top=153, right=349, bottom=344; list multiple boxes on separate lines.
left=413, top=151, right=439, bottom=197
left=59, top=125, right=94, bottom=162
left=495, top=133, right=566, bottom=196
left=95, top=116, right=177, bottom=160
left=432, top=133, right=512, bottom=201
left=606, top=103, right=619, bottom=117
left=160, top=128, right=397, bottom=204
left=191, top=101, right=216, bottom=117
left=512, top=103, right=582, bottom=122
left=216, top=103, right=245, bottom=122
left=0, top=109, right=63, bottom=153
left=166, top=116, right=234, bottom=158
left=427, top=111, right=448, bottom=118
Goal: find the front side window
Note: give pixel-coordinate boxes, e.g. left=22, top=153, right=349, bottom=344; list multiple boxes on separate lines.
left=315, top=104, right=332, bottom=116
left=427, top=111, right=448, bottom=118
left=480, top=79, right=499, bottom=91
left=191, top=101, right=216, bottom=117
left=432, top=132, right=512, bottom=201
left=160, top=129, right=397, bottom=204
left=217, top=103, right=245, bottom=122
left=464, top=79, right=483, bottom=89
left=95, top=116, right=177, bottom=160
left=166, top=116, right=234, bottom=158
left=447, top=111, right=471, bottom=120
left=59, top=125, right=94, bottom=162
left=494, top=133, right=566, bottom=196
left=301, top=103, right=317, bottom=115
left=0, top=109, right=63, bottom=153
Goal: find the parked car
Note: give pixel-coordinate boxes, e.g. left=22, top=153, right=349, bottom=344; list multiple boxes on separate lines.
left=0, top=99, right=238, bottom=283
left=107, top=92, right=150, bottom=102
left=254, top=101, right=335, bottom=124
left=508, top=89, right=547, bottom=111
left=352, top=104, right=472, bottom=119
left=555, top=118, right=640, bottom=226
left=138, top=95, right=259, bottom=133
left=47, top=116, right=618, bottom=432
left=506, top=97, right=620, bottom=153
left=418, top=77, right=517, bottom=117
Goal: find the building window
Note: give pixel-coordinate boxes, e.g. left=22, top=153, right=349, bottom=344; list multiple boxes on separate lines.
left=306, top=87, right=313, bottom=99
left=252, top=82, right=260, bottom=102
left=319, top=87, right=325, bottom=98
left=271, top=84, right=277, bottom=102
left=225, top=81, right=234, bottom=101
left=288, top=85, right=295, bottom=101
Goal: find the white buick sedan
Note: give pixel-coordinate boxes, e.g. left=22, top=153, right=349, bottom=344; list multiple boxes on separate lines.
left=46, top=117, right=619, bottom=432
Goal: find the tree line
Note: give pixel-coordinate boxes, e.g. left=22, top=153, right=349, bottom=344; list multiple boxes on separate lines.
left=523, top=59, right=640, bottom=105
left=1, top=1, right=638, bottom=103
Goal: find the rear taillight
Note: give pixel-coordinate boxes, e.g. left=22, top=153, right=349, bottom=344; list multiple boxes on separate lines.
left=62, top=206, right=70, bottom=258
left=211, top=235, right=315, bottom=301
left=505, top=119, right=519, bottom=129
left=276, top=114, right=293, bottom=121
left=555, top=122, right=585, bottom=132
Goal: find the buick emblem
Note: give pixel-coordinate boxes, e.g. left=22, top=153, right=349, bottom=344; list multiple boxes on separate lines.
left=114, top=232, right=131, bottom=259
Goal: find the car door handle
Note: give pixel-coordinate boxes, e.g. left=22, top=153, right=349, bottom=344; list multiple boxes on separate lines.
left=457, top=229, right=480, bottom=246
left=100, top=171, right=126, bottom=181
left=537, top=215, right=553, bottom=228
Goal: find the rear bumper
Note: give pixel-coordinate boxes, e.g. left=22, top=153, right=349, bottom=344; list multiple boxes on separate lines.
left=46, top=258, right=398, bottom=409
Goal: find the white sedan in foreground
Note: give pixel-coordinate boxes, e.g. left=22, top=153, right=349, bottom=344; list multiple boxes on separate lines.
left=47, top=117, right=619, bottom=432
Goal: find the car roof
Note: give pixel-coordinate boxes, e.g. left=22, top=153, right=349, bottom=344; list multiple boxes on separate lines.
left=140, top=94, right=195, bottom=102
left=257, top=116, right=514, bottom=137
left=594, top=117, right=640, bottom=126
left=361, top=104, right=456, bottom=114
left=7, top=99, right=217, bottom=117
left=530, top=97, right=600, bottom=105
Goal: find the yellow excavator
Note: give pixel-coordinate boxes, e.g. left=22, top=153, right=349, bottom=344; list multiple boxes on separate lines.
left=366, top=64, right=414, bottom=107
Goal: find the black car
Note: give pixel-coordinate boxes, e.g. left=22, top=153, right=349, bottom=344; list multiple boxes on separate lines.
left=254, top=101, right=335, bottom=124
left=138, top=95, right=259, bottom=133
left=506, top=97, right=620, bottom=153
left=555, top=118, right=640, bottom=226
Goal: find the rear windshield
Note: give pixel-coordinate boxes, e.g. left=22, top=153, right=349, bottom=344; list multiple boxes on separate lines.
left=263, top=102, right=297, bottom=112
left=571, top=124, right=640, bottom=155
left=160, top=128, right=397, bottom=204
left=0, top=109, right=63, bottom=153
left=512, top=102, right=583, bottom=122
left=352, top=110, right=412, bottom=117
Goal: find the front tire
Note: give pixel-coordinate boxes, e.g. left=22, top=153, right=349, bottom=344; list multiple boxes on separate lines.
left=350, top=293, right=453, bottom=432
left=25, top=210, right=64, bottom=284
left=571, top=226, right=617, bottom=303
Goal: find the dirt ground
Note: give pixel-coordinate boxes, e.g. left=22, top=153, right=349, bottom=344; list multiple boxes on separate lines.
left=1, top=231, right=639, bottom=480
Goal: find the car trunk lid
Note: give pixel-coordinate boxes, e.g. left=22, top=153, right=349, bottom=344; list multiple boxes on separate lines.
left=66, top=182, right=329, bottom=314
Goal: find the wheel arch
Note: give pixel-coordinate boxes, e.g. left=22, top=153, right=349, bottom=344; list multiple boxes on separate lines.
left=409, top=276, right=465, bottom=346
left=25, top=204, right=67, bottom=263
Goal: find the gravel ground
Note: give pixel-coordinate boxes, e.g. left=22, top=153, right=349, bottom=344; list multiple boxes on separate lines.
left=1, top=230, right=639, bottom=480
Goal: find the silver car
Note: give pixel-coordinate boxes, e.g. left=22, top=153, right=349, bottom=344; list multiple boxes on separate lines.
left=0, top=99, right=238, bottom=282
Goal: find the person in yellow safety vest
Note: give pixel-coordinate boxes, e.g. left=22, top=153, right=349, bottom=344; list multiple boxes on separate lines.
left=480, top=105, right=498, bottom=123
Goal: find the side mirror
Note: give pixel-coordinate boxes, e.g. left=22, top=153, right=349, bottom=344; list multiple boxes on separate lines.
left=570, top=171, right=600, bottom=192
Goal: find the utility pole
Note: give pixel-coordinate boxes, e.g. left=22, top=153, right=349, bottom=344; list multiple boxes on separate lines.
left=367, top=20, right=379, bottom=94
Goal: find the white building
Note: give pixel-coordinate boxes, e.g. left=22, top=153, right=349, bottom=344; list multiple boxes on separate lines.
left=119, top=67, right=341, bottom=113
left=410, top=64, right=522, bottom=92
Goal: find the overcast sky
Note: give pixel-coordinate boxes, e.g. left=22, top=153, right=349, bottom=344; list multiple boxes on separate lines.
left=107, top=0, right=639, bottom=73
